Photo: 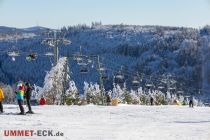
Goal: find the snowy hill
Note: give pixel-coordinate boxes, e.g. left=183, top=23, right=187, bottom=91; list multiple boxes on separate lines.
left=0, top=105, right=210, bottom=140
left=0, top=26, right=23, bottom=33
left=23, top=26, right=50, bottom=33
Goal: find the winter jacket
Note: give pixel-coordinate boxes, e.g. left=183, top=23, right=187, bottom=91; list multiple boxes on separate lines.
left=0, top=88, right=4, bottom=102
left=25, top=83, right=33, bottom=99
left=16, top=84, right=25, bottom=100
left=39, top=98, right=46, bottom=105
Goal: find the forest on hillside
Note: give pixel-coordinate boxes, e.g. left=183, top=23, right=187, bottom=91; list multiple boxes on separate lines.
left=0, top=24, right=210, bottom=97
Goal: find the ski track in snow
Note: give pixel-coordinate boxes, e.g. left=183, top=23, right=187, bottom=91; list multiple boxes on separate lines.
left=0, top=105, right=210, bottom=140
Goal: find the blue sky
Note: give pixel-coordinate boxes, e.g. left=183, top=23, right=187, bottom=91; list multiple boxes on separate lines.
left=0, top=0, right=210, bottom=28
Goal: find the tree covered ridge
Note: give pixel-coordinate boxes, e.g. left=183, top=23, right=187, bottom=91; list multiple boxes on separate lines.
left=0, top=24, right=209, bottom=96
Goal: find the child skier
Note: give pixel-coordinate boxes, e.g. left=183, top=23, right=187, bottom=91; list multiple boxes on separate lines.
left=16, top=82, right=25, bottom=115
left=39, top=96, right=46, bottom=105
left=0, top=86, right=4, bottom=113
left=25, top=81, right=34, bottom=114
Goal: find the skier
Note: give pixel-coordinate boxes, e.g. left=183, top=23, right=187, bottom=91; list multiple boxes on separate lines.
left=39, top=96, right=46, bottom=105
left=25, top=81, right=34, bottom=114
left=150, top=96, right=154, bottom=106
left=106, top=93, right=111, bottom=106
left=16, top=81, right=25, bottom=115
left=0, top=86, right=4, bottom=113
left=189, top=97, right=194, bottom=108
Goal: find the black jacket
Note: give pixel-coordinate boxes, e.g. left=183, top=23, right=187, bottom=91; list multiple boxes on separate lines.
left=25, top=83, right=33, bottom=99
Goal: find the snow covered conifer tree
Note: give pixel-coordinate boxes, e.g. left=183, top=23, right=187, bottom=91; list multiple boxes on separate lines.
left=84, top=82, right=103, bottom=104
left=130, top=90, right=140, bottom=104
left=41, top=57, right=68, bottom=105
left=65, top=80, right=80, bottom=105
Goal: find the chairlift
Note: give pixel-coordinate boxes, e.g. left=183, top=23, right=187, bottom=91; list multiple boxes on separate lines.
left=131, top=76, right=140, bottom=87
left=101, top=70, right=109, bottom=80
left=145, top=80, right=153, bottom=88
left=168, top=87, right=176, bottom=90
left=87, top=59, right=92, bottom=64
left=73, top=55, right=82, bottom=61
left=26, top=53, right=37, bottom=61
left=11, top=57, right=16, bottom=61
left=177, top=90, right=184, bottom=94
left=8, top=51, right=19, bottom=61
left=45, top=52, right=54, bottom=56
left=62, top=39, right=71, bottom=45
left=8, top=51, right=19, bottom=57
left=42, top=39, right=55, bottom=47
left=115, top=71, right=125, bottom=84
left=115, top=74, right=124, bottom=80
left=158, top=86, right=164, bottom=89
left=80, top=66, right=88, bottom=74
left=102, top=75, right=108, bottom=80
left=78, top=61, right=88, bottom=66
left=48, top=41, right=55, bottom=47
left=146, top=83, right=153, bottom=87
left=98, top=67, right=106, bottom=71
left=132, top=81, right=140, bottom=88
left=79, top=60, right=89, bottom=74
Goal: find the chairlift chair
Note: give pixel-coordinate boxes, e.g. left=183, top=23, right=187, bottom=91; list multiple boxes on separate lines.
left=26, top=53, right=37, bottom=61
left=115, top=72, right=125, bottom=84
left=101, top=70, right=109, bottom=81
left=80, top=66, right=88, bottom=74
left=168, top=87, right=176, bottom=90
left=132, top=76, right=140, bottom=88
left=145, top=81, right=153, bottom=88
left=45, top=52, right=54, bottom=56
left=87, top=59, right=92, bottom=64
left=79, top=61, right=89, bottom=74
left=177, top=90, right=184, bottom=94
left=8, top=51, right=19, bottom=61
left=102, top=75, right=109, bottom=80
left=78, top=61, right=88, bottom=66
left=42, top=39, right=55, bottom=47
left=62, top=39, right=71, bottom=45
left=73, top=54, right=82, bottom=61
left=98, top=67, right=106, bottom=72
left=158, top=86, right=165, bottom=89
left=8, top=51, right=19, bottom=57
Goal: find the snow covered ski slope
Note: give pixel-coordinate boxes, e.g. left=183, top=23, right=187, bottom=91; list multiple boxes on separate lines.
left=0, top=105, right=210, bottom=140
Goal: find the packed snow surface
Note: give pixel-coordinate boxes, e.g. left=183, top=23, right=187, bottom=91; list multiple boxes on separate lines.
left=0, top=105, right=210, bottom=140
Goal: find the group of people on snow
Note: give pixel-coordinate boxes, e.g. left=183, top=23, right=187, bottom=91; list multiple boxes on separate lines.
left=0, top=81, right=46, bottom=115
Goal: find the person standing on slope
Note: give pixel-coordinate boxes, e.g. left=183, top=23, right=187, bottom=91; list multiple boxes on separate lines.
left=0, top=85, right=4, bottom=113
left=150, top=96, right=154, bottom=106
left=39, top=95, right=46, bottom=105
left=25, top=81, right=34, bottom=114
left=16, top=81, right=25, bottom=115
left=189, top=96, right=194, bottom=108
